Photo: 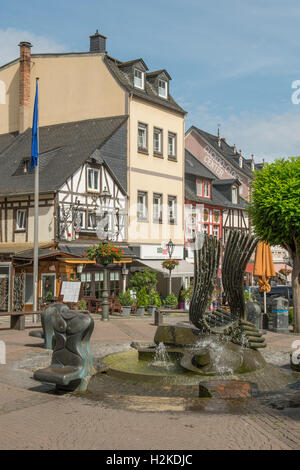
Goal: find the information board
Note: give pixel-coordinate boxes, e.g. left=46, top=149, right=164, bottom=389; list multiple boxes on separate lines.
left=60, top=281, right=81, bottom=303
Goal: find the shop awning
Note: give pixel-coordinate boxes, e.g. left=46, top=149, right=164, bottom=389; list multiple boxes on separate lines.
left=56, top=258, right=96, bottom=264
left=134, top=259, right=194, bottom=278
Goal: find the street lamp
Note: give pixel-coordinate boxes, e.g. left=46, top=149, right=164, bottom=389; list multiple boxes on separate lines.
left=99, top=186, right=112, bottom=321
left=167, top=239, right=175, bottom=295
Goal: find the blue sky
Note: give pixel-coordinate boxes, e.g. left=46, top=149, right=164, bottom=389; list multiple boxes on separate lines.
left=1, top=0, right=300, bottom=162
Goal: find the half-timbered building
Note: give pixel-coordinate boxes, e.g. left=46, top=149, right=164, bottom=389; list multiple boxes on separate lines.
left=0, top=115, right=130, bottom=311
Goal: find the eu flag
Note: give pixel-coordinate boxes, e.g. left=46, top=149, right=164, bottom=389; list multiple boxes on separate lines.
left=30, top=79, right=39, bottom=170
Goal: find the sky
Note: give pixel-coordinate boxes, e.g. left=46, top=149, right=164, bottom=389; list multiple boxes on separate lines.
left=1, top=0, right=300, bottom=162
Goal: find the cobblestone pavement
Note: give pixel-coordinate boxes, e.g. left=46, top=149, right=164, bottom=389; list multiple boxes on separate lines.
left=0, top=315, right=299, bottom=450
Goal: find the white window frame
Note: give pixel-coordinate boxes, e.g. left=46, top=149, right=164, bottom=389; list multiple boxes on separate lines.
left=204, top=180, right=210, bottom=198
left=158, top=79, right=168, bottom=99
left=203, top=224, right=209, bottom=235
left=77, top=210, right=86, bottom=229
left=168, top=132, right=177, bottom=159
left=232, top=186, right=238, bottom=204
left=16, top=209, right=26, bottom=231
left=138, top=122, right=148, bottom=151
left=87, top=168, right=100, bottom=192
left=87, top=211, right=97, bottom=230
left=168, top=195, right=177, bottom=224
left=213, top=225, right=219, bottom=238
left=153, top=193, right=163, bottom=223
left=153, top=127, right=163, bottom=154
left=196, top=179, right=203, bottom=197
left=137, top=191, right=148, bottom=221
left=134, top=68, right=144, bottom=90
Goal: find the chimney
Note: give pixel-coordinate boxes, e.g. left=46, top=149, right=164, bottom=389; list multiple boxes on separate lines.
left=90, top=29, right=107, bottom=53
left=251, top=154, right=255, bottom=171
left=239, top=150, right=243, bottom=168
left=233, top=144, right=237, bottom=154
left=19, top=41, right=32, bottom=133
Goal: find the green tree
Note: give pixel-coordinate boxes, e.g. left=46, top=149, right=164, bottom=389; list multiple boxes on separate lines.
left=248, top=157, right=300, bottom=332
left=129, top=269, right=158, bottom=294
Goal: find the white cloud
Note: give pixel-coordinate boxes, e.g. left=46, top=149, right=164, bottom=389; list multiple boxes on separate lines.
left=187, top=105, right=300, bottom=162
left=0, top=28, right=67, bottom=66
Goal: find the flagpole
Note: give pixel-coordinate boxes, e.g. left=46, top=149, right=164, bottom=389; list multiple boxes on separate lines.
left=33, top=78, right=39, bottom=322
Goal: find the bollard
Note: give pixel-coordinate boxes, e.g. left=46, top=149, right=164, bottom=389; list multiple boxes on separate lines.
left=154, top=309, right=163, bottom=326
left=272, top=296, right=289, bottom=333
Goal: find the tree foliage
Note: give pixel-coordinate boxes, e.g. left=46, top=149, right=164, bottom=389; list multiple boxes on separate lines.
left=248, top=157, right=300, bottom=254
left=129, top=269, right=158, bottom=294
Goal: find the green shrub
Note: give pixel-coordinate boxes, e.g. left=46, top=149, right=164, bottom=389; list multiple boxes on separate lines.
left=118, top=290, right=134, bottom=307
left=164, top=293, right=178, bottom=309
left=77, top=299, right=87, bottom=310
left=148, top=289, right=162, bottom=307
left=136, top=287, right=149, bottom=308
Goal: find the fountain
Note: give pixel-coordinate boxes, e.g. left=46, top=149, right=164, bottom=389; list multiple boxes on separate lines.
left=97, top=231, right=285, bottom=399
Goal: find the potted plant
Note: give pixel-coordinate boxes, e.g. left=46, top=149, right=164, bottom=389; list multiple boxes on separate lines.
left=86, top=243, right=123, bottom=265
left=136, top=287, right=148, bottom=316
left=45, top=290, right=54, bottom=304
left=118, top=290, right=134, bottom=317
left=163, top=293, right=178, bottom=310
left=76, top=299, right=87, bottom=311
left=147, top=289, right=162, bottom=316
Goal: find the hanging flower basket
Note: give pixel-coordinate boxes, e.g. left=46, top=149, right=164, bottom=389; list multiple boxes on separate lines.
left=86, top=243, right=124, bottom=265
left=162, top=259, right=179, bottom=271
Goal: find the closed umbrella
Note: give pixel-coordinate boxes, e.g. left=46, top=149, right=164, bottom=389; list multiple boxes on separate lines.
left=253, top=241, right=276, bottom=321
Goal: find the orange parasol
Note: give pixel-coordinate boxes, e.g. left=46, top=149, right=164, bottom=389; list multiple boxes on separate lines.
left=254, top=241, right=276, bottom=292
left=254, top=241, right=276, bottom=319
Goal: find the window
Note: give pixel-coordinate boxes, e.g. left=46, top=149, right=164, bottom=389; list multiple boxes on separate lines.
left=213, top=225, right=219, bottom=238
left=153, top=127, right=163, bottom=154
left=81, top=273, right=92, bottom=297
left=110, top=271, right=120, bottom=296
left=16, top=209, right=26, bottom=231
left=23, top=159, right=30, bottom=174
left=232, top=186, right=238, bottom=204
left=134, top=68, right=144, bottom=89
left=203, top=224, right=209, bottom=235
left=138, top=122, right=148, bottom=151
left=74, top=210, right=85, bottom=230
left=204, top=181, right=210, bottom=198
left=168, top=132, right=177, bottom=159
left=196, top=179, right=203, bottom=197
left=168, top=195, right=177, bottom=224
left=158, top=79, right=168, bottom=99
left=153, top=193, right=163, bottom=223
left=137, top=191, right=148, bottom=221
left=87, top=168, right=99, bottom=191
left=87, top=211, right=97, bottom=230
left=95, top=272, right=104, bottom=299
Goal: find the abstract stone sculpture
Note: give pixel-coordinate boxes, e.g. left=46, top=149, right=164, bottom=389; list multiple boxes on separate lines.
left=34, top=309, right=94, bottom=392
left=29, top=303, right=70, bottom=349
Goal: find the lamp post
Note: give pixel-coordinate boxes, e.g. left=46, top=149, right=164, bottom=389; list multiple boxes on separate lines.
left=167, top=239, right=175, bottom=295
left=98, top=186, right=112, bottom=322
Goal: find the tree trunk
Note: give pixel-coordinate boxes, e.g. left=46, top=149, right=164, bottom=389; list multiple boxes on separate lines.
left=292, top=252, right=300, bottom=333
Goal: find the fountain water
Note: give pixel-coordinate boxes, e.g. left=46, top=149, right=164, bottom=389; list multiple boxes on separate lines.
left=151, top=342, right=173, bottom=370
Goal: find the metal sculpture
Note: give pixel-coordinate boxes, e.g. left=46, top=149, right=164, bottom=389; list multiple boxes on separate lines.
left=189, top=231, right=265, bottom=349
left=34, top=308, right=94, bottom=391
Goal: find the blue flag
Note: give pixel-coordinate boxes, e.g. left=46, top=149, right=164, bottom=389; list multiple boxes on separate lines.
left=30, top=80, right=39, bottom=170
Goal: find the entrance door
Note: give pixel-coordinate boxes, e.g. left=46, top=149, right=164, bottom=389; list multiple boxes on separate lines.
left=41, top=274, right=56, bottom=300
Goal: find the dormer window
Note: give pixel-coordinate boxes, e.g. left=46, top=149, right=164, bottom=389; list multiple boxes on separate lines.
left=196, top=178, right=211, bottom=198
left=232, top=186, right=238, bottom=204
left=134, top=68, right=144, bottom=89
left=23, top=159, right=30, bottom=174
left=158, top=79, right=168, bottom=99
